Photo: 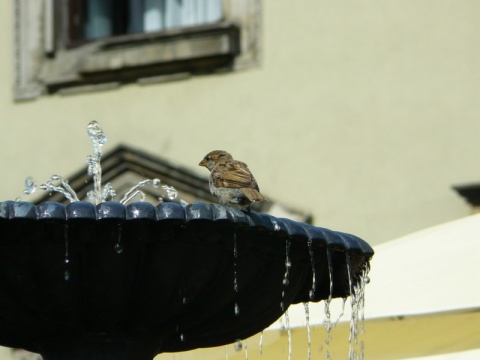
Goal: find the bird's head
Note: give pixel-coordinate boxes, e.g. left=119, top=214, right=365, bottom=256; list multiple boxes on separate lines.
left=199, top=150, right=233, bottom=171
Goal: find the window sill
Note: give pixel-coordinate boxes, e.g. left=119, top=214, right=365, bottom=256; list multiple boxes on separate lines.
left=41, top=23, right=240, bottom=94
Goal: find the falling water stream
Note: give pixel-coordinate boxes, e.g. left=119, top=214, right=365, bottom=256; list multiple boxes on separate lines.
left=307, top=239, right=316, bottom=300
left=233, top=232, right=240, bottom=316
left=258, top=331, right=263, bottom=356
left=281, top=239, right=291, bottom=312
left=303, top=302, right=311, bottom=360
left=323, top=248, right=335, bottom=358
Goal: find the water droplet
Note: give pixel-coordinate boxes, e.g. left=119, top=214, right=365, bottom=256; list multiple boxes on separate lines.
left=152, top=178, right=161, bottom=188
left=273, top=221, right=281, bottom=231
left=102, top=182, right=116, bottom=201
left=364, top=276, right=370, bottom=284
left=87, top=165, right=96, bottom=176
left=162, top=185, right=178, bottom=200
left=234, top=340, right=243, bottom=351
left=234, top=303, right=240, bottom=316
left=87, top=120, right=107, bottom=145
left=180, top=333, right=185, bottom=342
left=86, top=155, right=96, bottom=165
left=115, top=243, right=123, bottom=254
left=182, top=297, right=187, bottom=304
left=23, top=176, right=36, bottom=195
left=64, top=270, right=70, bottom=281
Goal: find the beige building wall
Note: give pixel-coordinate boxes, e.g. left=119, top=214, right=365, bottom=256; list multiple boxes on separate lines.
left=0, top=1, right=479, bottom=360
left=1, top=1, right=479, bottom=247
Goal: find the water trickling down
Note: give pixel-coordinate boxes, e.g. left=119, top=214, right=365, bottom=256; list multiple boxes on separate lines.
left=64, top=224, right=70, bottom=281
left=233, top=339, right=243, bottom=351
left=321, top=287, right=351, bottom=358
left=323, top=248, right=335, bottom=358
left=307, top=239, right=316, bottom=300
left=346, top=253, right=370, bottom=360
left=346, top=254, right=357, bottom=359
left=258, top=331, right=263, bottom=356
left=284, top=310, right=292, bottom=360
left=233, top=232, right=239, bottom=316
left=115, top=223, right=123, bottom=254
left=304, top=302, right=311, bottom=360
left=280, top=239, right=291, bottom=312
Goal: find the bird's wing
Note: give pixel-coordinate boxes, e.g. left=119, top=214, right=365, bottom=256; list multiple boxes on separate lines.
left=212, top=161, right=259, bottom=190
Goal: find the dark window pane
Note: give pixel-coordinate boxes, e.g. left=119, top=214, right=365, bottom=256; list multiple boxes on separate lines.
left=69, top=0, right=222, bottom=42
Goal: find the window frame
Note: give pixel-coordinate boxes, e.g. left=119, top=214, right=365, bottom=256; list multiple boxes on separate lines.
left=14, top=0, right=261, bottom=100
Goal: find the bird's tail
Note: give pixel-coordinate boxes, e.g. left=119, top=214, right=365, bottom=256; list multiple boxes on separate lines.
left=241, top=188, right=266, bottom=202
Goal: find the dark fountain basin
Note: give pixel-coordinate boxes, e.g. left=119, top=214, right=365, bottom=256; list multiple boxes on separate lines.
left=0, top=200, right=373, bottom=360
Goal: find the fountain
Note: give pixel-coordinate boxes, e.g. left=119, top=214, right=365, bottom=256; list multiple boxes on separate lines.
left=0, top=122, right=373, bottom=360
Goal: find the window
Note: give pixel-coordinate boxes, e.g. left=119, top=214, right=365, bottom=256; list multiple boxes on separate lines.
left=14, top=0, right=261, bottom=100
left=70, top=0, right=223, bottom=42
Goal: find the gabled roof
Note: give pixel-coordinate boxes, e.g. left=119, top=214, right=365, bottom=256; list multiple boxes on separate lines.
left=34, top=144, right=310, bottom=222
left=36, top=144, right=218, bottom=206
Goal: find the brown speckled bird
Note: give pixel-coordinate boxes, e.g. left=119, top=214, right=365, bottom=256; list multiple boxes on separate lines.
left=199, top=150, right=266, bottom=210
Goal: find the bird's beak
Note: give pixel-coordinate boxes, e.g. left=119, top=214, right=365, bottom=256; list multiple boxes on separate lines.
left=198, top=160, right=207, bottom=167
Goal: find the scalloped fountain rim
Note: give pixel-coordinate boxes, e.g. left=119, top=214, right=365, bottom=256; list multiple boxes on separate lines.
left=0, top=201, right=372, bottom=255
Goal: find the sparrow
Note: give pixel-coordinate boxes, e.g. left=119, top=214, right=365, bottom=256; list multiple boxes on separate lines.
left=199, top=150, right=266, bottom=210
